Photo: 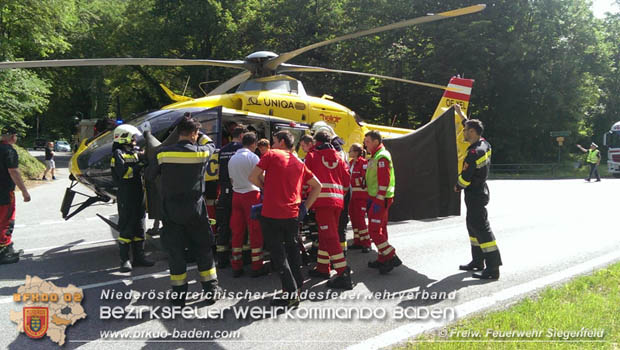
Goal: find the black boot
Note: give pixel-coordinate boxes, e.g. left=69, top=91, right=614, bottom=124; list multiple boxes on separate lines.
left=132, top=241, right=155, bottom=267
left=368, top=260, right=382, bottom=269
left=201, top=280, right=223, bottom=305
left=0, top=243, right=20, bottom=265
left=170, top=284, right=188, bottom=307
left=326, top=267, right=353, bottom=290
left=459, top=260, right=484, bottom=271
left=119, top=242, right=132, bottom=272
left=379, top=255, right=402, bottom=275
left=472, top=267, right=500, bottom=280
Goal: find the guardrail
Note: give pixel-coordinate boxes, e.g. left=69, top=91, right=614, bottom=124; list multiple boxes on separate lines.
left=489, top=163, right=559, bottom=178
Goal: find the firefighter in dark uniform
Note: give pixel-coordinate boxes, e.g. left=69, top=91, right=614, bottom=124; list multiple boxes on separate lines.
left=155, top=115, right=222, bottom=306
left=454, top=104, right=502, bottom=279
left=215, top=126, right=247, bottom=267
left=111, top=124, right=154, bottom=272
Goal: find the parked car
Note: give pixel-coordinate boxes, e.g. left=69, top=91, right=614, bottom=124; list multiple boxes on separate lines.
left=33, top=138, right=47, bottom=150
left=54, top=140, right=71, bottom=152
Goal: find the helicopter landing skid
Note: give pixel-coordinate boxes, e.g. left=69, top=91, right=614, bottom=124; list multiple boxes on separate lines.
left=61, top=180, right=111, bottom=220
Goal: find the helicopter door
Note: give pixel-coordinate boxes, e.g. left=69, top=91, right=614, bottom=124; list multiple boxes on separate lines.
left=190, top=107, right=223, bottom=182
left=271, top=122, right=310, bottom=154
left=191, top=106, right=223, bottom=148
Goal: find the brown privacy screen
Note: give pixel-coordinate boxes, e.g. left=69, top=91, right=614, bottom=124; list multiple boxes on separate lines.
left=383, top=106, right=460, bottom=221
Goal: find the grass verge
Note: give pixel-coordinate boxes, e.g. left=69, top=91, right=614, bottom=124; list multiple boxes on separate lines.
left=14, top=144, right=45, bottom=183
left=401, top=262, right=620, bottom=350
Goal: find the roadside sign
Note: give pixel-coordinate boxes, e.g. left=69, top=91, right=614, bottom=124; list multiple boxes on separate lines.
left=550, top=130, right=571, bottom=137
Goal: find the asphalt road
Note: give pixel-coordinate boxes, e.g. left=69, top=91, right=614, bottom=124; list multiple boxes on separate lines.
left=1, top=152, right=619, bottom=349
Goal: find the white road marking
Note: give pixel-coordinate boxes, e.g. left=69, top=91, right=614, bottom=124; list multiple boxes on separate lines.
left=346, top=249, right=620, bottom=350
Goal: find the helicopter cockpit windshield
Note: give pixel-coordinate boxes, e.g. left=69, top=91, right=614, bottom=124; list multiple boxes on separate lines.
left=236, top=76, right=307, bottom=96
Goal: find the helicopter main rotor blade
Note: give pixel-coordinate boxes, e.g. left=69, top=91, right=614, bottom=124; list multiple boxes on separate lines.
left=265, top=4, right=486, bottom=71
left=279, top=64, right=455, bottom=91
left=207, top=71, right=252, bottom=96
left=0, top=58, right=247, bottom=70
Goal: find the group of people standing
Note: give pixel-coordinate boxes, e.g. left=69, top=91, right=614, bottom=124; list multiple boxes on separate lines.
left=108, top=101, right=512, bottom=309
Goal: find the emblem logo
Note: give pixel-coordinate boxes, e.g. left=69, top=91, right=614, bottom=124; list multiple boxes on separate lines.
left=321, top=156, right=338, bottom=169
left=247, top=97, right=261, bottom=106
left=23, top=307, right=48, bottom=339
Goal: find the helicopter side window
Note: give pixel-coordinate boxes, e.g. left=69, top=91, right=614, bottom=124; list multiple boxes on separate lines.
left=271, top=123, right=309, bottom=154
left=264, top=80, right=292, bottom=93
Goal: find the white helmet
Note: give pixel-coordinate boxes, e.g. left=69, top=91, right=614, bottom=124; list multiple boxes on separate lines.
left=311, top=121, right=336, bottom=137
left=113, top=124, right=142, bottom=144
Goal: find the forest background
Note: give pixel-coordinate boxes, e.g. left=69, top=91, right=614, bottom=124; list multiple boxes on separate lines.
left=2, top=0, right=620, bottom=163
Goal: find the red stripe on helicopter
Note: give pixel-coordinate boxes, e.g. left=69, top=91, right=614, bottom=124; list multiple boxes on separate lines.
left=448, top=77, right=474, bottom=88
left=444, top=91, right=471, bottom=101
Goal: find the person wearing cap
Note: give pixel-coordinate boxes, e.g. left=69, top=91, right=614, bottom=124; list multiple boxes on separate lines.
left=454, top=104, right=502, bottom=280
left=0, top=127, right=30, bottom=264
left=111, top=124, right=154, bottom=272
left=577, top=143, right=601, bottom=182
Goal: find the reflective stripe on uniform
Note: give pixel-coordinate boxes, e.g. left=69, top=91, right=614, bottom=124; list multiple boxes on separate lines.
left=121, top=153, right=139, bottom=162
left=469, top=236, right=480, bottom=246
left=476, top=150, right=492, bottom=168
left=333, top=261, right=347, bottom=269
left=351, top=187, right=366, bottom=192
left=480, top=241, right=498, bottom=252
left=216, top=245, right=228, bottom=252
left=376, top=241, right=389, bottom=250
left=251, top=256, right=262, bottom=262
left=458, top=175, right=471, bottom=187
left=122, top=167, right=133, bottom=179
left=157, top=151, right=210, bottom=164
left=376, top=194, right=385, bottom=200
left=251, top=248, right=262, bottom=253
left=118, top=237, right=132, bottom=244
left=322, top=183, right=344, bottom=190
left=331, top=253, right=345, bottom=261
left=133, top=237, right=144, bottom=242
left=382, top=246, right=394, bottom=256
left=317, top=257, right=330, bottom=264
left=371, top=219, right=381, bottom=224
left=170, top=272, right=187, bottom=286
left=378, top=186, right=388, bottom=191
left=232, top=247, right=242, bottom=253
left=199, top=267, right=217, bottom=282
left=318, top=192, right=344, bottom=199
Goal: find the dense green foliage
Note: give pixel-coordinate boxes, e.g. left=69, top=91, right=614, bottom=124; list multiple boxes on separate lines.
left=1, top=0, right=620, bottom=163
left=13, top=144, right=45, bottom=180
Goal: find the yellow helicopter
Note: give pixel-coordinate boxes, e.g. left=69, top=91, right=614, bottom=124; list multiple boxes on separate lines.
left=0, top=4, right=484, bottom=221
